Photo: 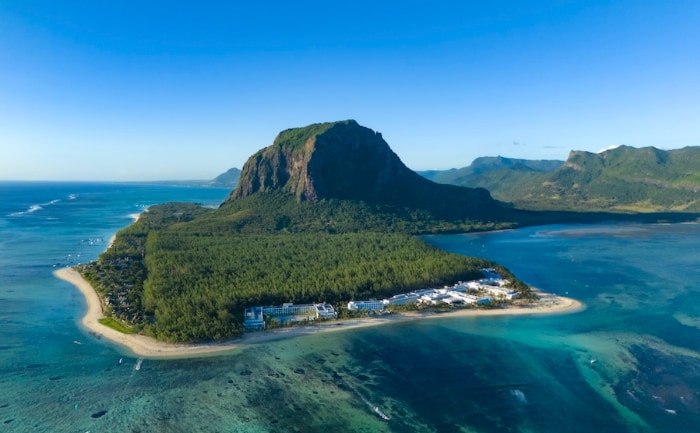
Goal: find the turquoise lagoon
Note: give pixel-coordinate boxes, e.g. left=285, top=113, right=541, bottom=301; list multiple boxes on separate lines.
left=1, top=181, right=699, bottom=432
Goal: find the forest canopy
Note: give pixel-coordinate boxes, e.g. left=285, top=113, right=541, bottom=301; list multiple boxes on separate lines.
left=78, top=197, right=518, bottom=343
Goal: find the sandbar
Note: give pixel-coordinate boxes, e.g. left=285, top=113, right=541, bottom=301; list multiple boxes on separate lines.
left=55, top=267, right=583, bottom=359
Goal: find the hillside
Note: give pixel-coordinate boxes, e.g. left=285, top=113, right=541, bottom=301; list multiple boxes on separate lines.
left=135, top=167, right=241, bottom=188
left=78, top=120, right=528, bottom=343
left=530, top=146, right=700, bottom=211
left=420, top=156, right=563, bottom=208
left=420, top=156, right=563, bottom=185
left=207, top=167, right=241, bottom=188
left=424, top=147, right=700, bottom=212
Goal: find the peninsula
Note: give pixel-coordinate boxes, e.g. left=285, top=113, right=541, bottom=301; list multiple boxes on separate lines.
left=66, top=120, right=582, bottom=348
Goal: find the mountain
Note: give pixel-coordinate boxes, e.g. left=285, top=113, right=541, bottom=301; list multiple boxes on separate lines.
left=225, top=120, right=508, bottom=222
left=525, top=146, right=700, bottom=211
left=420, top=156, right=563, bottom=187
left=424, top=146, right=700, bottom=212
left=207, top=167, right=241, bottom=188
left=133, top=168, right=241, bottom=188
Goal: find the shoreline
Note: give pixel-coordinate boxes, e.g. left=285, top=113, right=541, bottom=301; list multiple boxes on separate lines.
left=55, top=267, right=584, bottom=359
left=108, top=213, right=141, bottom=247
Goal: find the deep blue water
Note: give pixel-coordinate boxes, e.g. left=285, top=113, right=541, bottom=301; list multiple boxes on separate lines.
left=1, top=182, right=699, bottom=432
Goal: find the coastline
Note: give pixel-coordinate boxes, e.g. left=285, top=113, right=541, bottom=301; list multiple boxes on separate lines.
left=55, top=266, right=584, bottom=359
left=108, top=213, right=141, bottom=247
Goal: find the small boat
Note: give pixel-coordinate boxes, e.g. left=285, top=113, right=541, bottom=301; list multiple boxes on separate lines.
left=374, top=406, right=390, bottom=421
left=73, top=340, right=82, bottom=345
left=135, top=358, right=143, bottom=371
left=590, top=358, right=597, bottom=365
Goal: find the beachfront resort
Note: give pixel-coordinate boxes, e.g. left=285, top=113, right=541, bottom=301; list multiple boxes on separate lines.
left=243, top=303, right=338, bottom=329
left=244, top=268, right=518, bottom=330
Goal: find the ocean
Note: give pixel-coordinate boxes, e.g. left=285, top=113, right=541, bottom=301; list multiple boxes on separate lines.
left=1, top=181, right=699, bottom=433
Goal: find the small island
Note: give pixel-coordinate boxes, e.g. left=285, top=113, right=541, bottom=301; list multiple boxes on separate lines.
left=58, top=120, right=584, bottom=355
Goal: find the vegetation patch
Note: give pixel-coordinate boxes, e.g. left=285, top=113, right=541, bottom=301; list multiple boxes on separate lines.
left=98, top=317, right=134, bottom=334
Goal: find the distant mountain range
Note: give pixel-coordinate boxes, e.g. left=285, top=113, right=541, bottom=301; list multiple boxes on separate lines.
left=208, top=167, right=241, bottom=188
left=420, top=156, right=564, bottom=185
left=420, top=147, right=700, bottom=212
left=139, top=167, right=241, bottom=188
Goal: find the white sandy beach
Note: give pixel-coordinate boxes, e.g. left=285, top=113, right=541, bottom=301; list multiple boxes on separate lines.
left=108, top=213, right=141, bottom=247
left=55, top=266, right=584, bottom=359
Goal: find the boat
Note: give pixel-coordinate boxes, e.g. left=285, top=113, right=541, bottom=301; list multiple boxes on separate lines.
left=135, top=358, right=143, bottom=370
left=374, top=406, right=390, bottom=421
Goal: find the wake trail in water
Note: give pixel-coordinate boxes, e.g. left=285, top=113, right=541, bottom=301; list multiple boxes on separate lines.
left=8, top=193, right=76, bottom=217
left=9, top=204, right=44, bottom=217
left=342, top=376, right=390, bottom=421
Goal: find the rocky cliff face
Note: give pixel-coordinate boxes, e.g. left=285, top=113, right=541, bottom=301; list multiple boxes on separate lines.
left=225, top=120, right=503, bottom=217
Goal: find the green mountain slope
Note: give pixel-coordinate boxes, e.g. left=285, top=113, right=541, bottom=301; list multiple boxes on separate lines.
left=207, top=167, right=241, bottom=188
left=420, top=156, right=563, bottom=186
left=423, top=147, right=700, bottom=212
left=514, top=146, right=700, bottom=211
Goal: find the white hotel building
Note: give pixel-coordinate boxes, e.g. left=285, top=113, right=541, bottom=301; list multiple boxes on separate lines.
left=243, top=303, right=338, bottom=329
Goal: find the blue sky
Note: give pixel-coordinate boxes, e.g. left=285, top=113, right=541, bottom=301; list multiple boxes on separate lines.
left=1, top=1, right=699, bottom=180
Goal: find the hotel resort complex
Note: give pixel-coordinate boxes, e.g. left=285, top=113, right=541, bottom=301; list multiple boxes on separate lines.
left=244, top=268, right=518, bottom=330
left=243, top=303, right=338, bottom=330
